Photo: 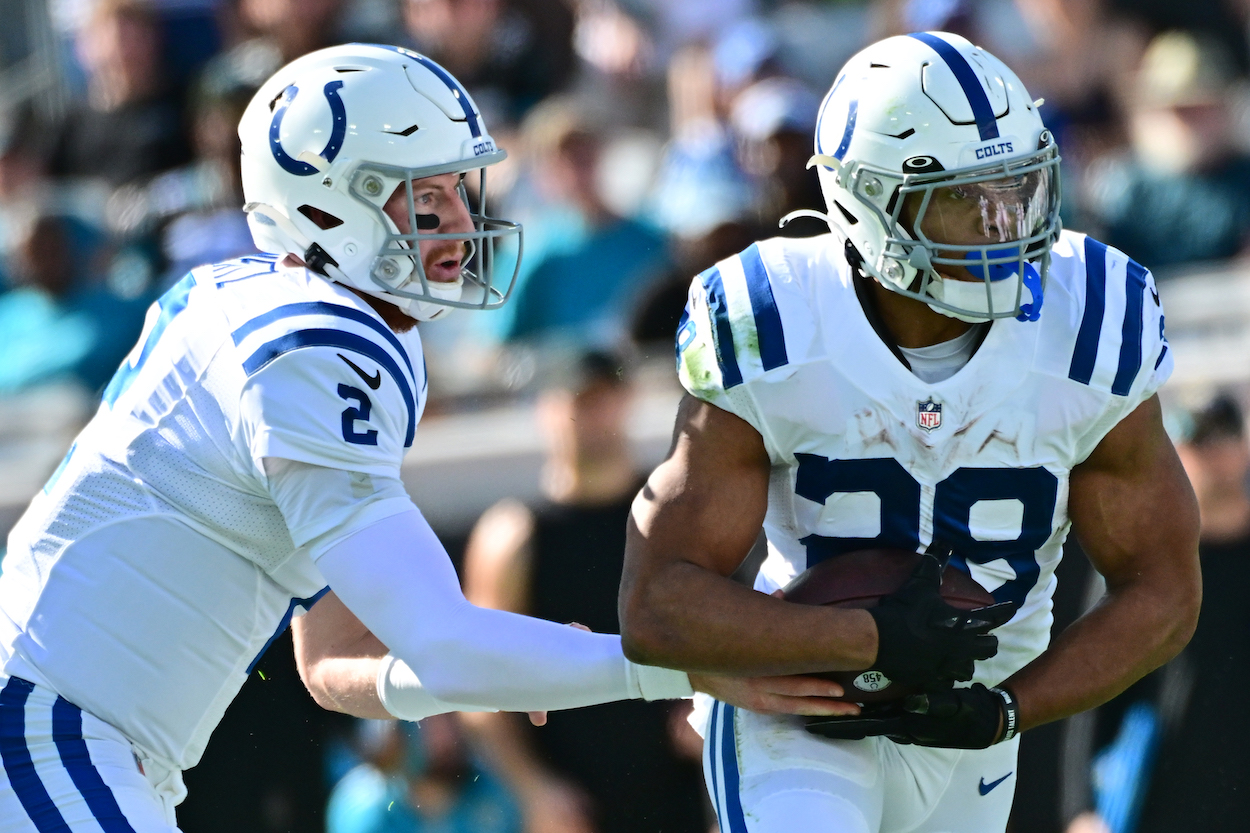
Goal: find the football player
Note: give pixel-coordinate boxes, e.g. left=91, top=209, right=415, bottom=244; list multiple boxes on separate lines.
left=0, top=45, right=859, bottom=832
left=620, top=32, right=1201, bottom=833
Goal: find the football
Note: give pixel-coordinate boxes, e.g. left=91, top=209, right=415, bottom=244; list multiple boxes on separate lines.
left=781, top=548, right=996, bottom=704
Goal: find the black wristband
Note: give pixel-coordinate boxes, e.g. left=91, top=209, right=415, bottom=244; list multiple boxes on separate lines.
left=990, top=686, right=1019, bottom=742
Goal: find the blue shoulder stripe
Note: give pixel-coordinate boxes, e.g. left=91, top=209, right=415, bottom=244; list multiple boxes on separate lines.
left=1112, top=260, right=1148, bottom=396
left=740, top=244, right=789, bottom=371
left=1069, top=237, right=1108, bottom=385
left=52, top=698, right=137, bottom=833
left=0, top=677, right=73, bottom=832
left=909, top=32, right=999, bottom=141
left=701, top=268, right=744, bottom=389
left=243, top=329, right=416, bottom=447
left=231, top=301, right=416, bottom=380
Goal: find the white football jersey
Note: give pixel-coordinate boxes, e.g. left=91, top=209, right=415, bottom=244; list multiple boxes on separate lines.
left=677, top=230, right=1170, bottom=688
left=0, top=255, right=427, bottom=770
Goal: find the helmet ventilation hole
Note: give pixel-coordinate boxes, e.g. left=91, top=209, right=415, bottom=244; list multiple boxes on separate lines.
left=834, top=201, right=859, bottom=225
left=298, top=205, right=345, bottom=230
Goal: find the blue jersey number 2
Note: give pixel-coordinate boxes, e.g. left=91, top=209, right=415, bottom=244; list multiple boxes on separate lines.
left=337, top=384, right=379, bottom=445
left=794, top=454, right=1058, bottom=608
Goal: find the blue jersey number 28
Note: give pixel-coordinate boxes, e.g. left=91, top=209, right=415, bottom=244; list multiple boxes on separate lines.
left=794, top=454, right=1058, bottom=608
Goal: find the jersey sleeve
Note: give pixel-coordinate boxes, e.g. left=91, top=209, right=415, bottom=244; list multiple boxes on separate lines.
left=239, top=343, right=415, bottom=477
left=1061, top=236, right=1172, bottom=460
left=676, top=242, right=802, bottom=448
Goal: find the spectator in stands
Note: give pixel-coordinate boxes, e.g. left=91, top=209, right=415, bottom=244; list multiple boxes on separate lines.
left=106, top=55, right=261, bottom=289
left=1063, top=392, right=1250, bottom=833
left=401, top=0, right=575, bottom=127
left=328, top=715, right=521, bottom=833
left=0, top=105, right=47, bottom=210
left=728, top=75, right=823, bottom=237
left=1131, top=393, right=1250, bottom=831
left=47, top=0, right=192, bottom=188
left=462, top=350, right=707, bottom=833
left=0, top=210, right=148, bottom=394
left=1084, top=31, right=1250, bottom=271
left=196, top=0, right=349, bottom=109
left=497, top=100, right=671, bottom=346
left=646, top=41, right=755, bottom=240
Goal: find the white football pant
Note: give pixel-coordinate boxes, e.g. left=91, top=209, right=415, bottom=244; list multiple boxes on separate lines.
left=0, top=676, right=181, bottom=833
left=701, top=698, right=1019, bottom=833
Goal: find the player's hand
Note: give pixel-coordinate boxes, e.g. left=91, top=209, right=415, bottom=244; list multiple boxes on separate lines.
left=868, top=543, right=1015, bottom=688
left=804, top=683, right=1009, bottom=749
left=689, top=673, right=862, bottom=717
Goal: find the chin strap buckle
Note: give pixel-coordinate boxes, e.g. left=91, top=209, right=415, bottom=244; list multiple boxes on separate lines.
left=304, top=243, right=339, bottom=276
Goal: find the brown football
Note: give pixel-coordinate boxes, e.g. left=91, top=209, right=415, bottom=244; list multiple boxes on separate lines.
left=781, top=548, right=995, bottom=704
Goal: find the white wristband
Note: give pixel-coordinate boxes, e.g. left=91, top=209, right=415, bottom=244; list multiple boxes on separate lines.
left=625, top=661, right=694, bottom=701
left=376, top=654, right=498, bottom=721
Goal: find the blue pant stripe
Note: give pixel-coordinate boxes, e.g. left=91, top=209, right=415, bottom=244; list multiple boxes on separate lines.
left=1111, top=259, right=1147, bottom=396
left=741, top=244, right=789, bottom=372
left=0, top=678, right=72, bottom=833
left=720, top=704, right=748, bottom=833
left=51, top=697, right=136, bottom=833
left=707, top=702, right=724, bottom=829
left=1069, top=236, right=1108, bottom=385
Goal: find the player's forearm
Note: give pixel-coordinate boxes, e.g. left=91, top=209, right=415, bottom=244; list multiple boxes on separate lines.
left=1003, top=575, right=1199, bottom=732
left=620, top=559, right=878, bottom=675
left=304, top=655, right=392, bottom=719
left=318, top=508, right=690, bottom=714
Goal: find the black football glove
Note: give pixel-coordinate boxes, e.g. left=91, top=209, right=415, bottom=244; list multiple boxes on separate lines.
left=867, top=543, right=1015, bottom=689
left=805, top=683, right=1013, bottom=750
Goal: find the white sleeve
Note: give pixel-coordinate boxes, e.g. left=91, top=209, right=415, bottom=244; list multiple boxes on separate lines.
left=314, top=507, right=692, bottom=714
left=239, top=344, right=412, bottom=477
left=262, top=457, right=413, bottom=554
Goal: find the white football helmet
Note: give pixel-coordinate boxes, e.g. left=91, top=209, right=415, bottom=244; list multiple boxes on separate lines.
left=794, top=32, right=1061, bottom=322
left=238, top=43, right=522, bottom=321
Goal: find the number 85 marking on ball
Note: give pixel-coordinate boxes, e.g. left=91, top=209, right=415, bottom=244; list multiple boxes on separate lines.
left=794, top=454, right=1059, bottom=609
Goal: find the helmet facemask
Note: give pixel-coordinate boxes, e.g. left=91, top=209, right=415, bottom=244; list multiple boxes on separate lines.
left=845, top=140, right=1061, bottom=323
left=347, top=161, right=522, bottom=321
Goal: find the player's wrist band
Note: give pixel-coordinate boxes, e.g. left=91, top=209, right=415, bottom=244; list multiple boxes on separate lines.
left=625, top=661, right=694, bottom=701
left=990, top=686, right=1019, bottom=743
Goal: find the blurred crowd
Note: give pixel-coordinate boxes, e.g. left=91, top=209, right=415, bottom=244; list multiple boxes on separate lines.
left=2, top=0, right=1250, bottom=831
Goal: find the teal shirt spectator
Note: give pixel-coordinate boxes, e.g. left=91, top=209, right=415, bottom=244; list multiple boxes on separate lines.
left=328, top=764, right=521, bottom=833
left=0, top=277, right=150, bottom=395
left=500, top=216, right=671, bottom=344
left=0, top=213, right=152, bottom=395
left=1090, top=155, right=1250, bottom=271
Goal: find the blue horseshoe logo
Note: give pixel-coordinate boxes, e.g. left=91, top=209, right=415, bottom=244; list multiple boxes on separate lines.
left=270, top=80, right=347, bottom=176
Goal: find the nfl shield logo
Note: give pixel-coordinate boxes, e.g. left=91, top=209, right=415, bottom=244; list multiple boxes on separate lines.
left=917, top=399, right=942, bottom=432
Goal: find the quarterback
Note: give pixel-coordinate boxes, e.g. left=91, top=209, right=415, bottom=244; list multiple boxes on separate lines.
left=0, top=45, right=862, bottom=832
left=620, top=32, right=1201, bottom=832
